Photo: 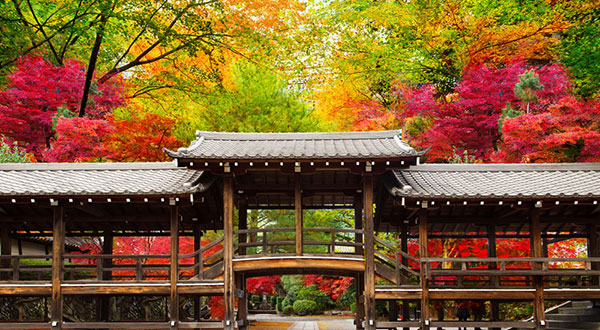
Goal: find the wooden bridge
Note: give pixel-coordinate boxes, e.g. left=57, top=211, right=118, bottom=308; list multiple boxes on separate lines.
left=0, top=131, right=599, bottom=329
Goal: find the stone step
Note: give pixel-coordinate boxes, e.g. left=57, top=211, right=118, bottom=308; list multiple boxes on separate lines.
left=546, top=320, right=600, bottom=329
left=546, top=313, right=600, bottom=322
left=573, top=301, right=595, bottom=308
left=558, top=307, right=600, bottom=315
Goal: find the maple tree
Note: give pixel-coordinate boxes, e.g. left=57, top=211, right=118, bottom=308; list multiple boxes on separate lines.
left=0, top=56, right=123, bottom=157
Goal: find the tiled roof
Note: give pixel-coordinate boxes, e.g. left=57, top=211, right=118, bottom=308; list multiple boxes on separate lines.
left=388, top=163, right=600, bottom=199
left=166, top=130, right=421, bottom=160
left=0, top=162, right=211, bottom=197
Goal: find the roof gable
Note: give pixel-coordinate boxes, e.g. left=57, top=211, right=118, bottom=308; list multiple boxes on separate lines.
left=166, top=130, right=421, bottom=161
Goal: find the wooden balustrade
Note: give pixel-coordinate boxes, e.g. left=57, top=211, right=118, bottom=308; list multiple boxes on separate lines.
left=233, top=227, right=364, bottom=257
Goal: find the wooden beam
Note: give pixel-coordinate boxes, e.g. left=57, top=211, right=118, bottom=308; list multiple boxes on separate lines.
left=363, top=174, right=375, bottom=330
left=193, top=225, right=202, bottom=322
left=236, top=273, right=248, bottom=330
left=170, top=206, right=179, bottom=329
left=355, top=276, right=364, bottom=330
left=419, top=209, right=430, bottom=330
left=295, top=174, right=303, bottom=256
left=488, top=225, right=500, bottom=330
left=239, top=200, right=248, bottom=256
left=97, top=228, right=113, bottom=325
left=401, top=225, right=408, bottom=285
left=355, top=196, right=363, bottom=256
left=223, top=176, right=235, bottom=330
left=588, top=224, right=599, bottom=286
left=0, top=225, right=11, bottom=281
left=530, top=209, right=544, bottom=330
left=51, top=207, right=65, bottom=330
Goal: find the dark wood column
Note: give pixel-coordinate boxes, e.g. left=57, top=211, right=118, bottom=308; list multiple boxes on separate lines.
left=236, top=273, right=248, bottom=330
left=0, top=226, right=11, bottom=280
left=170, top=206, right=179, bottom=329
left=193, top=225, right=202, bottom=322
left=97, top=228, right=113, bottom=324
left=530, top=209, right=545, bottom=330
left=419, top=209, right=430, bottom=330
left=354, top=196, right=363, bottom=256
left=355, top=275, right=365, bottom=330
left=239, top=200, right=248, bottom=256
left=588, top=224, right=599, bottom=287
left=223, top=176, right=235, bottom=330
left=488, top=225, right=500, bottom=330
left=401, top=225, right=410, bottom=330
left=400, top=225, right=408, bottom=285
left=295, top=174, right=303, bottom=256
left=51, top=207, right=65, bottom=330
left=363, top=174, right=375, bottom=330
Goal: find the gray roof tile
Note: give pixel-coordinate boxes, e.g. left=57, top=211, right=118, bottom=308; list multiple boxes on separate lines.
left=166, top=130, right=421, bottom=160
left=389, top=163, right=600, bottom=199
left=0, top=162, right=208, bottom=197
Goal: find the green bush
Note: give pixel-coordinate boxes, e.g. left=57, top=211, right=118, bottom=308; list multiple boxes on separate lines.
left=276, top=297, right=283, bottom=313
left=350, top=302, right=356, bottom=313
left=336, top=283, right=355, bottom=308
left=293, top=300, right=318, bottom=316
left=297, top=284, right=333, bottom=312
left=282, top=305, right=294, bottom=316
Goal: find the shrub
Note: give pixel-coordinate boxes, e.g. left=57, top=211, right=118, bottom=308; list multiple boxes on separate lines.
left=282, top=305, right=294, bottom=316
left=293, top=300, right=318, bottom=316
left=297, top=285, right=333, bottom=312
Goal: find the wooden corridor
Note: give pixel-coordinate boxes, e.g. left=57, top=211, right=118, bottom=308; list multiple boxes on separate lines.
left=1, top=131, right=599, bottom=330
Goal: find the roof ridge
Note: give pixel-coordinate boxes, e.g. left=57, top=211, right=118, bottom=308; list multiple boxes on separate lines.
left=195, top=130, right=403, bottom=141
left=403, top=163, right=600, bottom=172
left=0, top=161, right=180, bottom=171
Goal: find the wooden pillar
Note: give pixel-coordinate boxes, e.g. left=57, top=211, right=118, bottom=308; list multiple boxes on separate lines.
left=355, top=275, right=365, bottom=330
left=51, top=207, right=65, bottom=330
left=401, top=225, right=408, bottom=285
left=419, top=209, right=430, bottom=330
left=354, top=197, right=363, bottom=256
left=170, top=206, right=180, bottom=329
left=193, top=226, right=202, bottom=323
left=488, top=225, right=500, bottom=330
left=588, top=224, right=599, bottom=287
left=363, top=174, right=375, bottom=330
left=0, top=226, right=11, bottom=281
left=236, top=273, right=248, bottom=330
left=530, top=209, right=545, bottom=330
left=295, top=174, right=303, bottom=256
left=96, top=228, right=113, bottom=325
left=239, top=200, right=248, bottom=256
left=223, top=176, right=235, bottom=330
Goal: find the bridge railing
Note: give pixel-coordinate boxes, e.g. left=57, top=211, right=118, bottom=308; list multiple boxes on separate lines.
left=233, top=227, right=364, bottom=257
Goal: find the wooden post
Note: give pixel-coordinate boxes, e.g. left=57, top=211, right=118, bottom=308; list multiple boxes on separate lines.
left=170, top=206, right=180, bottom=329
left=354, top=197, right=363, bottom=256
left=0, top=226, right=11, bottom=281
left=488, top=225, right=500, bottom=330
left=239, top=200, right=248, bottom=256
left=96, top=228, right=113, bottom=325
left=401, top=225, right=408, bottom=285
left=236, top=273, right=248, bottom=330
left=419, top=209, right=430, bottom=330
left=193, top=225, right=202, bottom=323
left=295, top=174, right=303, bottom=256
left=223, top=176, right=235, bottom=330
left=363, top=174, right=375, bottom=330
left=588, top=224, right=599, bottom=287
left=51, top=207, right=65, bottom=330
left=530, top=209, right=545, bottom=330
left=355, top=275, right=365, bottom=330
